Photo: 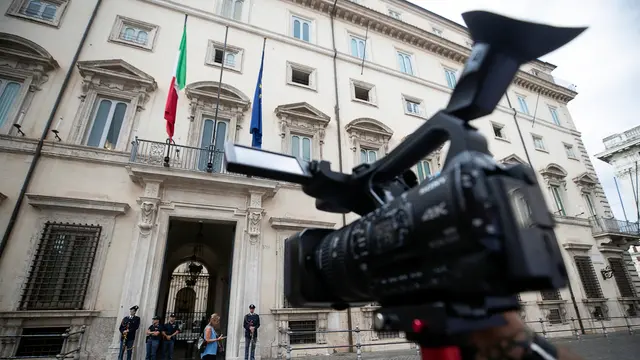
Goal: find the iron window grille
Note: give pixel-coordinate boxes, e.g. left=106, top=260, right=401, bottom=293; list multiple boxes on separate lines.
left=14, top=327, right=67, bottom=358
left=574, top=256, right=604, bottom=299
left=541, top=289, right=562, bottom=301
left=20, top=222, right=102, bottom=310
left=608, top=257, right=637, bottom=298
left=288, top=320, right=316, bottom=344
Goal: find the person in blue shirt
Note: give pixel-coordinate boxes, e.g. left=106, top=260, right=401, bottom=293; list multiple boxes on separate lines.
left=162, top=313, right=180, bottom=360
left=201, top=313, right=226, bottom=360
left=146, top=316, right=162, bottom=360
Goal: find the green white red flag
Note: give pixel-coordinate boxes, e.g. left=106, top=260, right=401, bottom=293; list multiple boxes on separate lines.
left=164, top=16, right=188, bottom=140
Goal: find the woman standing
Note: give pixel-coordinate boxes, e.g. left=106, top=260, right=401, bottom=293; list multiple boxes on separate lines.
left=201, top=313, right=226, bottom=360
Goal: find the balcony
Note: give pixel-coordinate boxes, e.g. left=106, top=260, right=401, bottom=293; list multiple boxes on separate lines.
left=589, top=216, right=640, bottom=239
left=130, top=138, right=231, bottom=174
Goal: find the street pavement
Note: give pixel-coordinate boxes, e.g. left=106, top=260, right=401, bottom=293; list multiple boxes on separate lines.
left=286, top=332, right=640, bottom=360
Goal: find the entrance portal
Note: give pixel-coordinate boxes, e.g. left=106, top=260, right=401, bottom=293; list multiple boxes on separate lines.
left=156, top=218, right=235, bottom=360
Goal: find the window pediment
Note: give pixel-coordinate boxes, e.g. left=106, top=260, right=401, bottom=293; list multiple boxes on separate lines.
left=0, top=33, right=58, bottom=72
left=573, top=172, right=598, bottom=192
left=275, top=102, right=330, bottom=125
left=346, top=118, right=393, bottom=152
left=540, top=163, right=568, bottom=188
left=185, top=81, right=250, bottom=112
left=77, top=59, right=157, bottom=100
left=499, top=154, right=526, bottom=165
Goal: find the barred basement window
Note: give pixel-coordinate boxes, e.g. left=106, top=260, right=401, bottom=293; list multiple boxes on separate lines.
left=574, top=256, right=604, bottom=299
left=289, top=320, right=316, bottom=344
left=541, top=289, right=562, bottom=301
left=15, top=327, right=67, bottom=357
left=548, top=308, right=563, bottom=324
left=377, top=330, right=400, bottom=339
left=20, top=222, right=102, bottom=310
left=609, top=257, right=637, bottom=298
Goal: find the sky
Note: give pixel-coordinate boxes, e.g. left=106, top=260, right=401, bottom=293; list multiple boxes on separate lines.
left=407, top=0, right=640, bottom=221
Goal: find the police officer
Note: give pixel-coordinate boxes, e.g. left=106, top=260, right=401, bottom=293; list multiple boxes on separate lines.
left=146, top=316, right=162, bottom=360
left=243, top=304, right=260, bottom=360
left=162, top=313, right=180, bottom=360
left=118, top=305, right=141, bottom=360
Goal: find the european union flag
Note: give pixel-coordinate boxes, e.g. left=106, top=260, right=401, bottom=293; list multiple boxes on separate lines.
left=250, top=39, right=266, bottom=148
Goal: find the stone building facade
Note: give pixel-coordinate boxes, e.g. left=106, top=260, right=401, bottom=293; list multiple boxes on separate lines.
left=0, top=1, right=639, bottom=360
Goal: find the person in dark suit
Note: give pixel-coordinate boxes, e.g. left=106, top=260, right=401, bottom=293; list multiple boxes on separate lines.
left=162, top=313, right=180, bottom=360
left=243, top=304, right=260, bottom=360
left=118, top=305, right=141, bottom=360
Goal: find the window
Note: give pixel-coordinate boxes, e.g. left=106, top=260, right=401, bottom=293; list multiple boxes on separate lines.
left=397, top=51, right=414, bottom=75
left=404, top=97, right=423, bottom=116
left=574, top=256, right=604, bottom=299
left=564, top=144, right=577, bottom=159
left=15, top=327, right=66, bottom=357
left=541, top=290, right=562, bottom=301
left=547, top=308, right=564, bottom=324
left=206, top=40, right=244, bottom=72
left=432, top=28, right=443, bottom=36
left=350, top=35, right=367, bottom=59
left=444, top=69, right=456, bottom=88
left=516, top=95, right=530, bottom=114
left=492, top=123, right=506, bottom=139
left=549, top=106, right=561, bottom=125
left=377, top=330, right=400, bottom=339
left=532, top=135, right=545, bottom=151
left=289, top=320, right=316, bottom=344
left=86, top=98, right=128, bottom=150
left=609, top=257, right=637, bottom=298
left=198, top=118, right=228, bottom=173
left=388, top=9, right=401, bottom=20
left=286, top=62, right=316, bottom=90
left=220, top=0, right=243, bottom=21
left=583, top=193, right=597, bottom=217
left=109, top=16, right=159, bottom=51
left=0, top=78, right=22, bottom=128
left=8, top=0, right=69, bottom=27
left=351, top=80, right=375, bottom=104
left=416, top=160, right=432, bottom=182
left=360, top=149, right=377, bottom=164
left=20, top=222, right=101, bottom=310
left=291, top=15, right=311, bottom=42
left=291, top=134, right=312, bottom=162
left=550, top=185, right=566, bottom=216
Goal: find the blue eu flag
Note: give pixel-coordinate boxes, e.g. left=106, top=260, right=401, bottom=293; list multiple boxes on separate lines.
left=250, top=39, right=266, bottom=148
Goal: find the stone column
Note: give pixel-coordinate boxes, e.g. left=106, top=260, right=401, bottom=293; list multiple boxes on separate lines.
left=231, top=191, right=265, bottom=360
left=108, top=181, right=162, bottom=360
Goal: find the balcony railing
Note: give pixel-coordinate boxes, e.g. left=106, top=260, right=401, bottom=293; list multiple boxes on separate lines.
left=130, top=138, right=232, bottom=174
left=589, top=216, right=640, bottom=237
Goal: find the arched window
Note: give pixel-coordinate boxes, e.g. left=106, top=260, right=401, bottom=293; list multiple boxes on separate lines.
left=0, top=80, right=22, bottom=128
left=233, top=0, right=244, bottom=20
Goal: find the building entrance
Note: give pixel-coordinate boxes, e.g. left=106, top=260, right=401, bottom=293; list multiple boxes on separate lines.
left=155, top=218, right=235, bottom=360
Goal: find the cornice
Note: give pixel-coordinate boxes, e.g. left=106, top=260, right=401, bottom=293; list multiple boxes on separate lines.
left=289, top=0, right=577, bottom=103
left=26, top=193, right=130, bottom=215
left=562, top=242, right=592, bottom=252
left=269, top=216, right=336, bottom=230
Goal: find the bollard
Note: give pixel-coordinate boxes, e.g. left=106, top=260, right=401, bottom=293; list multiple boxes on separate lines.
left=355, top=327, right=362, bottom=360
left=570, top=318, right=580, bottom=341
left=538, top=318, right=547, bottom=339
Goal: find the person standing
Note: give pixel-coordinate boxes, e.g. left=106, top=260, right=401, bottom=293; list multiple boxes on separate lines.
left=118, top=305, right=141, bottom=360
left=146, top=316, right=162, bottom=360
left=243, top=304, right=260, bottom=360
left=162, top=314, right=180, bottom=360
left=202, top=313, right=226, bottom=360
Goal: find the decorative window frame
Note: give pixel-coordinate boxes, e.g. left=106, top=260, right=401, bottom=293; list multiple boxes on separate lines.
left=346, top=29, right=370, bottom=60
left=345, top=118, right=393, bottom=166
left=573, top=172, right=598, bottom=195
left=286, top=61, right=317, bottom=91
left=531, top=133, right=547, bottom=152
left=491, top=121, right=509, bottom=142
left=184, top=81, right=251, bottom=148
left=350, top=79, right=377, bottom=106
left=205, top=40, right=244, bottom=73
left=401, top=94, right=425, bottom=118
left=69, top=59, right=157, bottom=152
left=539, top=163, right=568, bottom=190
left=215, top=0, right=247, bottom=22
left=108, top=15, right=159, bottom=51
left=16, top=193, right=129, bottom=312
left=288, top=11, right=315, bottom=43
left=269, top=217, right=336, bottom=348
left=395, top=48, right=416, bottom=76
left=563, top=142, right=579, bottom=160
left=6, top=0, right=70, bottom=28
left=498, top=154, right=526, bottom=165
left=275, top=102, right=330, bottom=160
left=0, top=33, right=58, bottom=135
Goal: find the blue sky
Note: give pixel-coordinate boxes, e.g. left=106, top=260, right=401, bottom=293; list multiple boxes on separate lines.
left=408, top=0, right=640, bottom=221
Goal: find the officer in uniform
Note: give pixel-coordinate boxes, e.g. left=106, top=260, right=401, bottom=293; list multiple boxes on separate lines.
left=146, top=316, right=162, bottom=360
left=243, top=304, right=260, bottom=360
left=118, top=305, right=141, bottom=360
left=162, top=313, right=180, bottom=360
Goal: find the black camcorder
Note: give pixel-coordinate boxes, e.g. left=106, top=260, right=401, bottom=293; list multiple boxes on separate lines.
left=225, top=10, right=586, bottom=350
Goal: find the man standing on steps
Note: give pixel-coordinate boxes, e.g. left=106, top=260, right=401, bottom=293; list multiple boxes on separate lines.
left=243, top=304, right=260, bottom=360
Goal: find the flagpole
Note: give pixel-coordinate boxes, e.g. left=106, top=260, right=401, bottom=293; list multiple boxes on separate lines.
left=207, top=25, right=229, bottom=173
left=614, top=176, right=629, bottom=222
left=530, top=90, right=541, bottom=128
left=360, top=22, right=369, bottom=75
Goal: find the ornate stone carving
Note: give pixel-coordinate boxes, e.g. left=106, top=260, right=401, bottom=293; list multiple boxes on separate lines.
left=248, top=211, right=263, bottom=241
left=573, top=172, right=598, bottom=193
left=139, top=201, right=157, bottom=232
left=539, top=163, right=568, bottom=189
left=274, top=102, right=331, bottom=158
left=249, top=192, right=263, bottom=208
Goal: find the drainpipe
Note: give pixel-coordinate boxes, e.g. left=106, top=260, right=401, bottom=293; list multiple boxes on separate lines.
left=329, top=0, right=354, bottom=352
left=504, top=93, right=585, bottom=334
left=0, top=0, right=103, bottom=260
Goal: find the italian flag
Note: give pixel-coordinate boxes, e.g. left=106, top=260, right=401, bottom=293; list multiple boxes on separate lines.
left=164, top=17, right=188, bottom=140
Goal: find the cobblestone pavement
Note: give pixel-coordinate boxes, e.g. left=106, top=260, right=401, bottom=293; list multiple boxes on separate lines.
left=285, top=332, right=640, bottom=360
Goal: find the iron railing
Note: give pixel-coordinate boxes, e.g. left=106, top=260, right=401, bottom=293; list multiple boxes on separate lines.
left=589, top=216, right=640, bottom=237
left=0, top=326, right=86, bottom=360
left=130, top=139, right=231, bottom=174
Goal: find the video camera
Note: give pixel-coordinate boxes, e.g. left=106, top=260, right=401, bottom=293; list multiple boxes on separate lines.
left=225, top=10, right=586, bottom=357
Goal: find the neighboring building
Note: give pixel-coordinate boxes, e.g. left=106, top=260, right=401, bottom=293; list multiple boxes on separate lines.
left=595, top=125, right=640, bottom=293
left=0, top=1, right=639, bottom=360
